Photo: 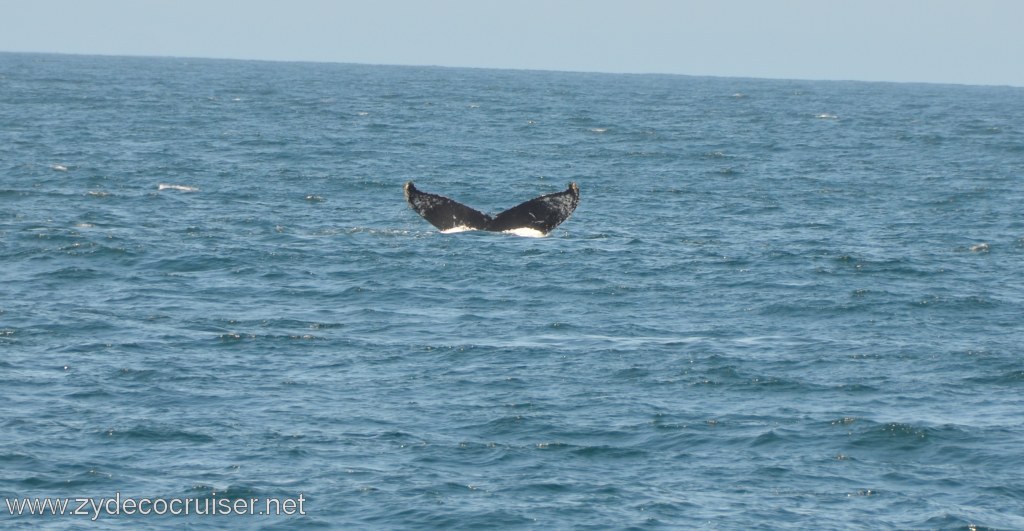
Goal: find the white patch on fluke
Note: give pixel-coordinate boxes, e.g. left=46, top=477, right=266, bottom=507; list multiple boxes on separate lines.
left=503, top=227, right=547, bottom=238
left=440, top=226, right=476, bottom=234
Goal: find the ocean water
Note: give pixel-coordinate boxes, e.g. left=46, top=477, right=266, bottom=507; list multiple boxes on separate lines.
left=2, top=52, right=1023, bottom=529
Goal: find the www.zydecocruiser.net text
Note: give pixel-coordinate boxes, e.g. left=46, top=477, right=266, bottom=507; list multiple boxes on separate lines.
left=6, top=492, right=306, bottom=521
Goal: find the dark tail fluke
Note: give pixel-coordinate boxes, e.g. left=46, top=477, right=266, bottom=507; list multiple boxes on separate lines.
left=486, top=182, right=579, bottom=234
left=404, top=181, right=579, bottom=236
left=404, top=182, right=492, bottom=232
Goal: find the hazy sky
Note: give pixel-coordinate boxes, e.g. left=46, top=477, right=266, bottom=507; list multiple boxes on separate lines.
left=2, top=0, right=1022, bottom=86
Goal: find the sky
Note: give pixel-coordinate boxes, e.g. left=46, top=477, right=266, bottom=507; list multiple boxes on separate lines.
left=1, top=0, right=1022, bottom=87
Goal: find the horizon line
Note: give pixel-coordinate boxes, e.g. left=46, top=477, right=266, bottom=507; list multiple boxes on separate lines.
left=2, top=49, right=1021, bottom=90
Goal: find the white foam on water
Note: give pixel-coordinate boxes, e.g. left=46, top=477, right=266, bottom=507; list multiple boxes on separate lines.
left=158, top=184, right=199, bottom=192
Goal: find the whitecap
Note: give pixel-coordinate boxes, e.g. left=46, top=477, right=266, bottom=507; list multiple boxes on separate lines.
left=816, top=113, right=838, bottom=120
left=590, top=128, right=608, bottom=133
left=52, top=164, right=69, bottom=172
left=158, top=184, right=199, bottom=192
left=970, top=243, right=990, bottom=252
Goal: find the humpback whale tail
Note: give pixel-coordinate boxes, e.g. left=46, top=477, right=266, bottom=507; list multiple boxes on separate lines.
left=404, top=181, right=579, bottom=236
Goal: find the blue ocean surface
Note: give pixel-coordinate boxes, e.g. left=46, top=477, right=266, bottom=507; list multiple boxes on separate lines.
left=2, top=52, right=1023, bottom=529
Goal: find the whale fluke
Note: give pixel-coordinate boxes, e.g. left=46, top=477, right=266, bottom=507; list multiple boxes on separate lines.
left=485, top=182, right=580, bottom=235
left=404, top=181, right=579, bottom=236
left=404, top=182, right=492, bottom=232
